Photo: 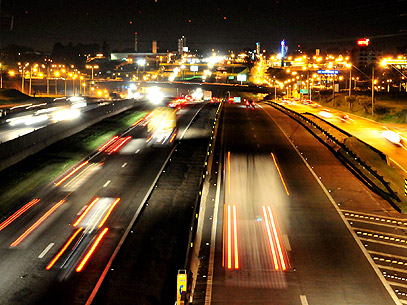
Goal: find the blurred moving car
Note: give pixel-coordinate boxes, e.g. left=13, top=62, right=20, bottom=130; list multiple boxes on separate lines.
left=244, top=99, right=255, bottom=108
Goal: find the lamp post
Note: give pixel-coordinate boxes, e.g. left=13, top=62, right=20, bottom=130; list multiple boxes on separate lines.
left=73, top=74, right=77, bottom=95
left=273, top=77, right=276, bottom=102
left=79, top=76, right=83, bottom=95
left=86, top=65, right=99, bottom=80
left=21, top=66, right=25, bottom=94
left=348, top=65, right=352, bottom=96
left=372, top=66, right=375, bottom=118
left=29, top=66, right=32, bottom=96
left=136, top=59, right=146, bottom=80
left=54, top=71, right=60, bottom=95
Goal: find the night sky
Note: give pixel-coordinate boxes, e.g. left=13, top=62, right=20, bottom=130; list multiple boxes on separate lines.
left=1, top=0, right=406, bottom=54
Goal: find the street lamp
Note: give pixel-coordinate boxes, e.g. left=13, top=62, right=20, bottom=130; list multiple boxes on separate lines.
left=73, top=74, right=77, bottom=95
left=0, top=64, right=3, bottom=88
left=136, top=59, right=146, bottom=80
left=54, top=71, right=60, bottom=95
left=79, top=76, right=84, bottom=95
left=86, top=65, right=99, bottom=80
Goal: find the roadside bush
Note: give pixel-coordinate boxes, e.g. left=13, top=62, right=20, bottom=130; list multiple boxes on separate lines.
left=374, top=104, right=392, bottom=115
left=345, top=95, right=356, bottom=111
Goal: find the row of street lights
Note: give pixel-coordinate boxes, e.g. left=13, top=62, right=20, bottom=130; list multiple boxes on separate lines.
left=4, top=62, right=100, bottom=97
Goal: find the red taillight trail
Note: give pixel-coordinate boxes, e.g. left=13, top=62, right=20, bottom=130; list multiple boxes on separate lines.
left=55, top=161, right=89, bottom=187
left=98, top=198, right=120, bottom=228
left=0, top=199, right=40, bottom=232
left=46, top=227, right=83, bottom=270
left=73, top=197, right=100, bottom=227
left=98, top=136, right=118, bottom=152
left=76, top=227, right=109, bottom=272
left=10, top=200, right=65, bottom=247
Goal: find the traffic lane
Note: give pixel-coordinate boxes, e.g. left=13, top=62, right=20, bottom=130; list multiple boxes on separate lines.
left=34, top=146, right=173, bottom=304
left=0, top=144, right=172, bottom=305
left=90, top=103, right=218, bottom=305
left=224, top=153, right=289, bottom=288
left=0, top=100, right=145, bottom=144
left=210, top=103, right=395, bottom=304
left=260, top=104, right=400, bottom=303
left=0, top=134, right=170, bottom=304
left=0, top=104, right=200, bottom=304
left=34, top=104, right=203, bottom=304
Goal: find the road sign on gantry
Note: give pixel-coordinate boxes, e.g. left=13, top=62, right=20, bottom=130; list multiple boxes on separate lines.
left=317, top=70, right=339, bottom=75
left=177, top=269, right=187, bottom=305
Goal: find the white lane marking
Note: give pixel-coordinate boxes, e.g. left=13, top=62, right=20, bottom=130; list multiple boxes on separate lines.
left=121, top=162, right=127, bottom=168
left=347, top=218, right=407, bottom=229
left=283, top=234, right=292, bottom=251
left=103, top=180, right=111, bottom=188
left=377, top=265, right=407, bottom=274
left=77, top=205, right=88, bottom=216
left=388, top=281, right=407, bottom=289
left=354, top=227, right=407, bottom=239
left=359, top=237, right=407, bottom=249
left=342, top=209, right=407, bottom=224
left=135, top=149, right=140, bottom=154
left=38, top=243, right=54, bottom=258
left=369, top=250, right=407, bottom=261
left=261, top=104, right=402, bottom=305
left=204, top=159, right=222, bottom=305
left=300, top=295, right=309, bottom=305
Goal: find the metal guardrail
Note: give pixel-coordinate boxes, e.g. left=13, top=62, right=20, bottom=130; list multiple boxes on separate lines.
left=267, top=101, right=402, bottom=212
left=181, top=102, right=222, bottom=304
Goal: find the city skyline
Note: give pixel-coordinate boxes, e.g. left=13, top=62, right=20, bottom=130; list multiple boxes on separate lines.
left=0, top=0, right=406, bottom=54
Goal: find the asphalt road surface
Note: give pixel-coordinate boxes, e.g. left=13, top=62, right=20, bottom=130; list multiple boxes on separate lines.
left=0, top=103, right=204, bottom=305
left=195, top=102, right=399, bottom=305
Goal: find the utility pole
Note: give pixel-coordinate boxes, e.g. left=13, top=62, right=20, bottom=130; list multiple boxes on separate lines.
left=274, top=79, right=276, bottom=102
left=29, top=66, right=32, bottom=96
left=371, top=66, right=374, bottom=118
left=46, top=67, right=49, bottom=96
left=349, top=67, right=352, bottom=97
left=21, top=67, right=24, bottom=93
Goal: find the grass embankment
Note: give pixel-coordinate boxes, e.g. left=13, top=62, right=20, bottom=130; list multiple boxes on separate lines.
left=0, top=109, right=147, bottom=216
left=314, top=91, right=407, bottom=124
left=0, top=89, right=31, bottom=106
left=342, top=137, right=407, bottom=211
left=298, top=112, right=406, bottom=211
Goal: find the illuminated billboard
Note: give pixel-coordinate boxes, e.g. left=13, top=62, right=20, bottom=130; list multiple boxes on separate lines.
left=357, top=38, right=370, bottom=47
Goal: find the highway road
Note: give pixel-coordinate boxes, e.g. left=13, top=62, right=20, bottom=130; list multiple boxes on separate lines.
left=0, top=97, right=110, bottom=144
left=0, top=102, right=204, bottom=305
left=194, top=102, right=403, bottom=304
